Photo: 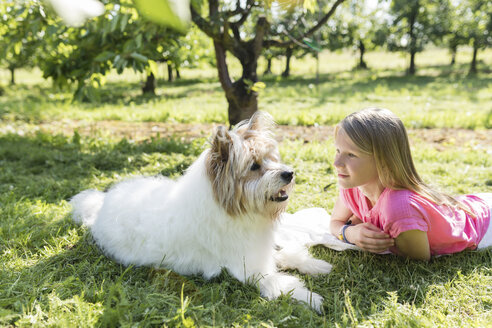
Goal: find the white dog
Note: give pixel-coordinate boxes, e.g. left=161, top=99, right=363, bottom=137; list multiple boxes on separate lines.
left=70, top=112, right=332, bottom=312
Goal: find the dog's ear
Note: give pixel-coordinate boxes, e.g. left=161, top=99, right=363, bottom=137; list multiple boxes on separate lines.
left=248, top=111, right=274, bottom=132
left=211, top=126, right=233, bottom=163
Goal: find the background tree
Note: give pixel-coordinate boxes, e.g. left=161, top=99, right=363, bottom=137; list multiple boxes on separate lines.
left=191, top=0, right=345, bottom=125
left=387, top=0, right=450, bottom=75
left=40, top=0, right=199, bottom=98
left=261, top=47, right=283, bottom=75
left=0, top=0, right=48, bottom=85
left=458, top=0, right=492, bottom=74
left=265, top=6, right=320, bottom=78
left=327, top=0, right=386, bottom=70
left=160, top=26, right=214, bottom=82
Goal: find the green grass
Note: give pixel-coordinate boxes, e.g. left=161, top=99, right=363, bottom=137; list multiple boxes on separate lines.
left=1, top=47, right=492, bottom=129
left=0, top=48, right=491, bottom=327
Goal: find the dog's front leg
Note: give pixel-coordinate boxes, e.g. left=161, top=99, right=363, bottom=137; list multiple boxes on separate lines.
left=274, top=244, right=333, bottom=275
left=226, top=262, right=324, bottom=312
left=256, top=272, right=324, bottom=313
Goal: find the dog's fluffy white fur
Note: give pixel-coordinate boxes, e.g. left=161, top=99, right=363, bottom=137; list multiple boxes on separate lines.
left=71, top=112, right=332, bottom=311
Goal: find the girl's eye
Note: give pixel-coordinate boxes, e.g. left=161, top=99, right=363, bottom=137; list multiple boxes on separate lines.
left=251, top=163, right=261, bottom=171
left=348, top=153, right=357, bottom=158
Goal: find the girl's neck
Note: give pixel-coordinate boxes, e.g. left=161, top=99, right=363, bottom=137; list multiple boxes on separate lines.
left=359, top=180, right=385, bottom=207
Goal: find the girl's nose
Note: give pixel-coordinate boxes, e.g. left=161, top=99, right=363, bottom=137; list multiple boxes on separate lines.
left=334, top=155, right=344, bottom=168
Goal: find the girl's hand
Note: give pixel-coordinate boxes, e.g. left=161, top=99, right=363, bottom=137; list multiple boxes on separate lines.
left=345, top=223, right=394, bottom=253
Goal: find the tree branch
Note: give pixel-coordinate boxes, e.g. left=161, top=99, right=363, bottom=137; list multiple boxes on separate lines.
left=214, top=40, right=234, bottom=92
left=252, top=16, right=269, bottom=60
left=231, top=0, right=255, bottom=26
left=263, top=0, right=346, bottom=48
left=190, top=3, right=218, bottom=40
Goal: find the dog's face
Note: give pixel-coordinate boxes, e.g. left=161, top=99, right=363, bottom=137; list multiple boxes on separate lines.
left=206, top=112, right=294, bottom=220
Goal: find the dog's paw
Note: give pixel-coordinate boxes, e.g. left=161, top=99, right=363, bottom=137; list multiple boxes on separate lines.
left=291, top=288, right=324, bottom=313
left=308, top=291, right=324, bottom=314
left=297, top=258, right=332, bottom=275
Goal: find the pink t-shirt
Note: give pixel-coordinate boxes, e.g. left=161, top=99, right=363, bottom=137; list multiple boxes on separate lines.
left=340, top=187, right=491, bottom=255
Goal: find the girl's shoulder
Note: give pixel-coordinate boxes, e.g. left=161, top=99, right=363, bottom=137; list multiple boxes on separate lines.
left=382, top=188, right=414, bottom=203
left=379, top=189, right=423, bottom=218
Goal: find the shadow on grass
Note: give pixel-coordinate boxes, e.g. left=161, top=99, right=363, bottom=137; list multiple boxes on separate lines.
left=0, top=131, right=212, bottom=324
left=94, top=77, right=223, bottom=106
left=314, top=245, right=492, bottom=322
left=0, top=132, right=202, bottom=204
left=2, top=66, right=491, bottom=124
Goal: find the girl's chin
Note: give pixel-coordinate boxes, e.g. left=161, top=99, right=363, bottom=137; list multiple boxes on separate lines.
left=337, top=179, right=354, bottom=189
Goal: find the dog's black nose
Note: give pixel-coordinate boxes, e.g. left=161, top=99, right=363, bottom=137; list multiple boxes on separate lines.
left=281, top=171, right=294, bottom=183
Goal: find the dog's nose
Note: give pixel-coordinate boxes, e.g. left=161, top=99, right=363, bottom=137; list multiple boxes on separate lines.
left=281, top=171, right=294, bottom=183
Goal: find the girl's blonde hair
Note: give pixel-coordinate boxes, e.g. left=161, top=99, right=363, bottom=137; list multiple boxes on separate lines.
left=337, top=107, right=472, bottom=213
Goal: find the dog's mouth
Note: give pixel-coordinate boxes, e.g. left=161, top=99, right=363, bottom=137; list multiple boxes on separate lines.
left=270, top=189, right=289, bottom=202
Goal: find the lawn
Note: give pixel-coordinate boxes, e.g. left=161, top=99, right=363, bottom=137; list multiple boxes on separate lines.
left=0, top=48, right=491, bottom=327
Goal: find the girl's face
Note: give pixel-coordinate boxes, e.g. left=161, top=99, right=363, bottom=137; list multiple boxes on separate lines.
left=334, top=128, right=380, bottom=189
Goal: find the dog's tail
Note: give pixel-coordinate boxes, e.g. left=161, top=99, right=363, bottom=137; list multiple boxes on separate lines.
left=70, top=189, right=105, bottom=226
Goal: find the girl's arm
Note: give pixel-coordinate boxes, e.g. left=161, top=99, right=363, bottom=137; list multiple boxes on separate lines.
left=393, top=230, right=430, bottom=261
left=330, top=196, right=355, bottom=236
left=330, top=196, right=394, bottom=253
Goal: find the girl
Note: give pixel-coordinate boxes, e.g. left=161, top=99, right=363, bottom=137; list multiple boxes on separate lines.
left=330, top=108, right=492, bottom=260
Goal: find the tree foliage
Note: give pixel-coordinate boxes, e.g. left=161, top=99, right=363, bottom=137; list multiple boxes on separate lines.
left=40, top=0, right=187, bottom=99
left=1, top=0, right=490, bottom=109
left=386, top=0, right=446, bottom=75
left=0, top=0, right=212, bottom=99
left=262, top=5, right=322, bottom=77
left=321, top=0, right=387, bottom=69
left=0, top=0, right=48, bottom=84
left=455, top=0, right=492, bottom=73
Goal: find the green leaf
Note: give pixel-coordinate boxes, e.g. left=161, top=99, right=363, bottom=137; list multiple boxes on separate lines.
left=303, top=0, right=317, bottom=12
left=14, top=42, right=21, bottom=55
left=109, top=14, right=119, bottom=33
left=136, top=34, right=142, bottom=48
left=251, top=81, right=266, bottom=92
left=94, top=51, right=115, bottom=62
left=134, top=0, right=190, bottom=33
left=147, top=60, right=158, bottom=76
left=303, top=38, right=322, bottom=52
left=130, top=52, right=148, bottom=63
left=120, top=14, right=129, bottom=32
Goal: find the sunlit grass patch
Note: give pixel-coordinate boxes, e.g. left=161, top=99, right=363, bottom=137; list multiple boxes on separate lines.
left=2, top=48, right=492, bottom=129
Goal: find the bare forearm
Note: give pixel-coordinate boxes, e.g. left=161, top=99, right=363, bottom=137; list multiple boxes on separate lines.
left=330, top=219, right=346, bottom=236
left=330, top=215, right=361, bottom=235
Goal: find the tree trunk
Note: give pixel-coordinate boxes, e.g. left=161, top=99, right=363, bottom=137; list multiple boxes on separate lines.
left=264, top=58, right=272, bottom=75
left=469, top=43, right=478, bottom=74
left=212, top=39, right=259, bottom=126
left=358, top=40, right=368, bottom=69
left=407, top=2, right=418, bottom=76
left=231, top=49, right=262, bottom=125
left=226, top=79, right=259, bottom=126
left=175, top=68, right=181, bottom=79
left=142, top=72, right=156, bottom=95
left=450, top=45, right=457, bottom=66
left=207, top=9, right=269, bottom=126
left=282, top=48, right=293, bottom=77
left=9, top=67, right=15, bottom=85
left=191, top=0, right=344, bottom=126
left=408, top=50, right=417, bottom=75
left=167, top=63, right=174, bottom=82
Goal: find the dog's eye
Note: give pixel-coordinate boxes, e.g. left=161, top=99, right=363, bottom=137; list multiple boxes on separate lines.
left=251, top=163, right=261, bottom=171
